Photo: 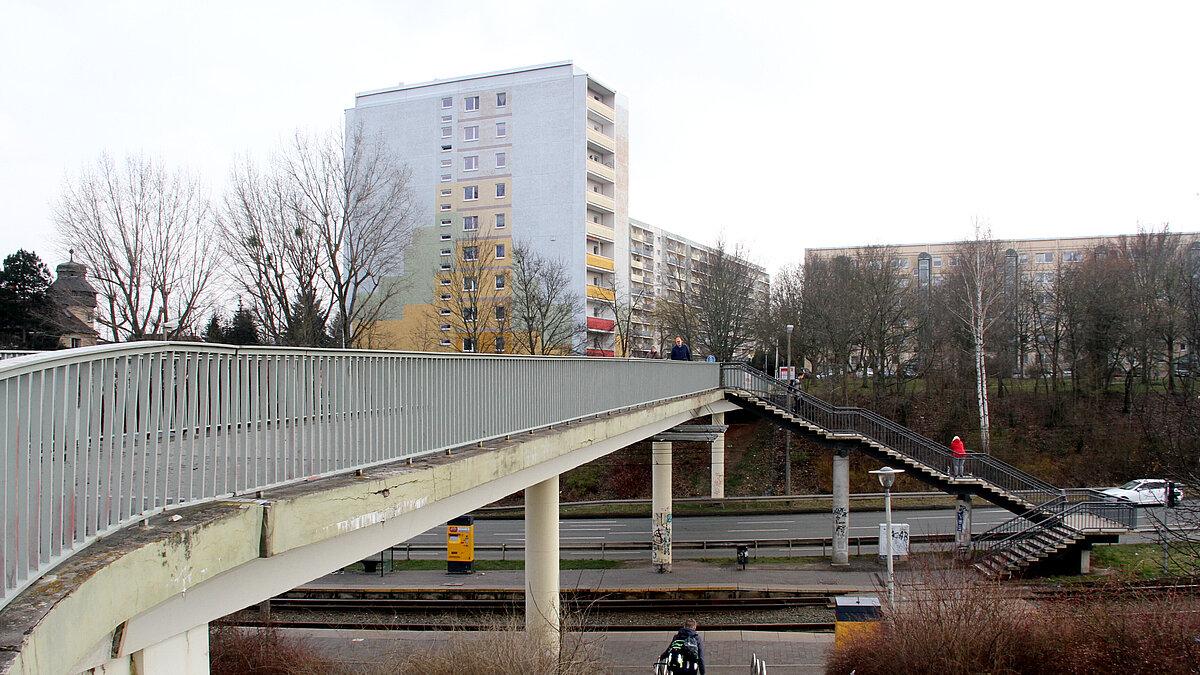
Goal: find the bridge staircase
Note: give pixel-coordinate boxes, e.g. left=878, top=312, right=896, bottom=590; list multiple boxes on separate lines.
left=720, top=364, right=1135, bottom=578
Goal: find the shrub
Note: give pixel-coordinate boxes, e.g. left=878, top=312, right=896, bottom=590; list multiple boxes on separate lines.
left=209, top=624, right=341, bottom=675
left=828, top=572, right=1200, bottom=674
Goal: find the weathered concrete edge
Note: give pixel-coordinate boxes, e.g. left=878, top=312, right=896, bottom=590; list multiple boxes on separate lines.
left=0, top=390, right=727, bottom=675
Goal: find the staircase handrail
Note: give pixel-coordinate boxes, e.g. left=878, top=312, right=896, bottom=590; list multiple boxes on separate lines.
left=975, top=500, right=1137, bottom=558
left=720, top=363, right=1061, bottom=504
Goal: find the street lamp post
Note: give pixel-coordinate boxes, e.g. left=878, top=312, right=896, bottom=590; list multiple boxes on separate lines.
left=785, top=324, right=795, bottom=495
left=870, top=466, right=905, bottom=609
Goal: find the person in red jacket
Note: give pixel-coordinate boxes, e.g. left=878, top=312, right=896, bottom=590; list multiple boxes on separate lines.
left=949, top=436, right=967, bottom=477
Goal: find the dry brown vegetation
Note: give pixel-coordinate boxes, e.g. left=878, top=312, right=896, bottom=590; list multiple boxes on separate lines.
left=828, top=570, right=1200, bottom=674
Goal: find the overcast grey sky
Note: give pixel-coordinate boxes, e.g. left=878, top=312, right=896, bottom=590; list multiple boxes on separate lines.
left=3, top=1, right=1199, bottom=273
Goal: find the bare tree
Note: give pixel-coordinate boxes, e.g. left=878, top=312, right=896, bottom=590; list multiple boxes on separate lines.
left=56, top=154, right=216, bottom=341
left=218, top=125, right=415, bottom=347
left=600, top=290, right=651, bottom=358
left=855, top=247, right=919, bottom=396
left=509, top=244, right=582, bottom=354
left=439, top=229, right=509, bottom=353
left=942, top=225, right=1011, bottom=453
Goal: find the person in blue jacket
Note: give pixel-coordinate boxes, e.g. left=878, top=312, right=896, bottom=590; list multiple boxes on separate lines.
left=670, top=336, right=692, bottom=361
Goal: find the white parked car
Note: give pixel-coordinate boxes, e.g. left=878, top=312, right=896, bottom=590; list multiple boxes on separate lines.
left=1101, top=479, right=1182, bottom=506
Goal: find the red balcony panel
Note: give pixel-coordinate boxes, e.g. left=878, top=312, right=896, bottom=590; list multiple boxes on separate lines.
left=586, top=317, right=616, bottom=332
left=585, top=348, right=615, bottom=357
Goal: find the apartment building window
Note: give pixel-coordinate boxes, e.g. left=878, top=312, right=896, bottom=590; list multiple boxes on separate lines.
left=439, top=308, right=451, bottom=316
left=495, top=182, right=506, bottom=198
left=440, top=188, right=451, bottom=196
left=494, top=336, right=505, bottom=353
left=463, top=246, right=479, bottom=261
left=441, top=294, right=452, bottom=302
left=441, top=126, right=451, bottom=139
left=1035, top=272, right=1053, bottom=283
left=891, top=258, right=909, bottom=269
left=495, top=151, right=506, bottom=168
left=440, top=338, right=452, bottom=347
left=440, top=233, right=452, bottom=241
left=495, top=213, right=506, bottom=228
left=496, top=92, right=507, bottom=107
left=464, top=96, right=479, bottom=111
left=496, top=121, right=507, bottom=137
left=495, top=243, right=506, bottom=259
left=440, top=277, right=451, bottom=285
left=440, top=203, right=451, bottom=210
left=440, top=158, right=452, bottom=168
left=495, top=273, right=506, bottom=290
left=441, top=144, right=452, bottom=152
left=593, top=244, right=600, bottom=255
left=1019, top=253, right=1029, bottom=264
left=441, top=115, right=452, bottom=123
left=463, top=338, right=475, bottom=353
left=1063, top=251, right=1083, bottom=263
left=464, top=126, right=479, bottom=141
left=495, top=306, right=506, bottom=320
left=464, top=155, right=479, bottom=171
left=464, top=277, right=477, bottom=291
left=440, top=323, right=451, bottom=331
left=439, top=263, right=451, bottom=271
left=440, top=219, right=451, bottom=227
left=464, top=307, right=477, bottom=321
left=931, top=256, right=943, bottom=268
left=463, top=215, right=479, bottom=230
left=441, top=96, right=452, bottom=109
left=464, top=186, right=478, bottom=200
left=1035, top=252, right=1054, bottom=263
left=440, top=248, right=452, bottom=257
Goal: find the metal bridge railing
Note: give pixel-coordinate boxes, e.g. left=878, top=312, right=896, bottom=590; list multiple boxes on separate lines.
left=0, top=350, right=42, bottom=362
left=0, top=343, right=719, bottom=609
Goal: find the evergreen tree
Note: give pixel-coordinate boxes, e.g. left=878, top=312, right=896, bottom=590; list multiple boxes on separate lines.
left=226, top=303, right=261, bottom=346
left=284, top=290, right=331, bottom=347
left=203, top=312, right=225, bottom=343
left=0, top=250, right=59, bottom=349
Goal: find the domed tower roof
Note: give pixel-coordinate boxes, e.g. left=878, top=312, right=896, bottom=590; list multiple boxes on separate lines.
left=51, top=260, right=98, bottom=298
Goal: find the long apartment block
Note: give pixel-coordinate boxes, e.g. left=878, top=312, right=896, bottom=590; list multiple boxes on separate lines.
left=807, top=232, right=1200, bottom=285
left=627, top=218, right=770, bottom=358
left=347, top=61, right=629, bottom=354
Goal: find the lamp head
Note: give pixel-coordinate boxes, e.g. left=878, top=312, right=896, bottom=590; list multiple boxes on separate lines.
left=869, top=466, right=904, bottom=489
left=786, top=324, right=794, bottom=334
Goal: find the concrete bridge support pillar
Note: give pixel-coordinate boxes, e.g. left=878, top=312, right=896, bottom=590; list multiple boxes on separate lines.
left=525, top=475, right=561, bottom=659
left=89, top=624, right=210, bottom=674
left=710, top=412, right=725, bottom=499
left=652, top=441, right=673, bottom=572
left=955, top=494, right=973, bottom=552
left=1078, top=545, right=1092, bottom=575
left=831, top=448, right=850, bottom=566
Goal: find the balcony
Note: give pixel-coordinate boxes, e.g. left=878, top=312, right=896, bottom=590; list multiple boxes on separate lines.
left=585, top=348, right=615, bottom=358
left=587, top=285, right=615, bottom=301
left=586, top=158, right=616, bottom=184
left=586, top=97, right=616, bottom=124
left=630, top=272, right=643, bottom=284
left=586, top=221, right=615, bottom=242
left=585, top=190, right=615, bottom=214
left=586, top=253, right=615, bottom=272
left=630, top=257, right=645, bottom=270
left=587, top=316, right=616, bottom=332
left=586, top=126, right=616, bottom=154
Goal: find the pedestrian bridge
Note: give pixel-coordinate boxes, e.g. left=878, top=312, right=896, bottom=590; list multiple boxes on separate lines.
left=0, top=346, right=1134, bottom=674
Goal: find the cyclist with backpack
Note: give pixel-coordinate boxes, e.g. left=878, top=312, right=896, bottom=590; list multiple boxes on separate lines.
left=657, top=618, right=705, bottom=674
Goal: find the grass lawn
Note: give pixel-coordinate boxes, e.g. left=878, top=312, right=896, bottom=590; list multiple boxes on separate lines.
left=1090, top=543, right=1200, bottom=579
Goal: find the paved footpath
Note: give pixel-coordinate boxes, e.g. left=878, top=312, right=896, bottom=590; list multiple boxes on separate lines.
left=306, top=558, right=883, bottom=593
left=292, top=628, right=831, bottom=674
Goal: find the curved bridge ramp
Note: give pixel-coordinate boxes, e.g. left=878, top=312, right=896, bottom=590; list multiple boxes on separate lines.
left=720, top=364, right=1135, bottom=578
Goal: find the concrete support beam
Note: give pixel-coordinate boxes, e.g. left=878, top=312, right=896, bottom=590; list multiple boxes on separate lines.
left=955, top=494, right=972, bottom=552
left=832, top=449, right=850, bottom=566
left=710, top=412, right=725, bottom=499
left=525, top=476, right=560, bottom=660
left=131, top=625, right=209, bottom=675
left=1079, top=546, right=1091, bottom=575
left=652, top=441, right=673, bottom=572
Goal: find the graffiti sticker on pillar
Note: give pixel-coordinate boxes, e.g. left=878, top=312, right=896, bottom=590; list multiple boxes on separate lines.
left=832, top=506, right=849, bottom=552
left=955, top=503, right=967, bottom=535
left=652, top=512, right=672, bottom=564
